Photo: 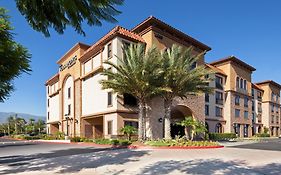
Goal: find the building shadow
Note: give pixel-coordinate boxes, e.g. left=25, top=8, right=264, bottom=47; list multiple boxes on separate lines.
left=136, top=159, right=281, bottom=175
left=0, top=147, right=149, bottom=174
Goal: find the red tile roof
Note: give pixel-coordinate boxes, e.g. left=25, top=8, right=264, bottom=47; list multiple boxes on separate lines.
left=210, top=56, right=256, bottom=72
left=255, top=80, right=281, bottom=89
left=79, top=26, right=145, bottom=62
left=132, top=16, right=211, bottom=51
left=205, top=64, right=227, bottom=77
left=251, top=83, right=264, bottom=91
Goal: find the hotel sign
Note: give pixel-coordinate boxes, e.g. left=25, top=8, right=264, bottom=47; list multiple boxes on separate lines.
left=59, top=55, right=77, bottom=71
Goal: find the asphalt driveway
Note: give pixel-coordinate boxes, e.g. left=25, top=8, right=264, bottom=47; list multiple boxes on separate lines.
left=229, top=138, right=281, bottom=151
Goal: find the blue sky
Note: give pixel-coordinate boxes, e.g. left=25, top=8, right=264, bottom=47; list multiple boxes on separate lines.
left=1, top=0, right=281, bottom=116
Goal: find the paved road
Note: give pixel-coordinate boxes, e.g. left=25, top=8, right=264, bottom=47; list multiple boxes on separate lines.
left=229, top=138, right=281, bottom=151
left=0, top=138, right=281, bottom=175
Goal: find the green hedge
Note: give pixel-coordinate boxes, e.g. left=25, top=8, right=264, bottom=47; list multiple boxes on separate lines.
left=209, top=133, right=237, bottom=141
left=255, top=133, right=270, bottom=137
left=145, top=140, right=219, bottom=147
left=93, top=138, right=132, bottom=146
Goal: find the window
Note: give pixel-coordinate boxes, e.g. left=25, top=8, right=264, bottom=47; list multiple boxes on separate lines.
left=251, top=88, right=254, bottom=97
left=244, top=80, right=247, bottom=90
left=244, top=97, right=248, bottom=107
left=252, top=113, right=255, bottom=123
left=257, top=91, right=262, bottom=100
left=235, top=95, right=240, bottom=105
left=271, top=104, right=274, bottom=112
left=215, top=91, right=223, bottom=105
left=205, top=93, right=209, bottom=102
left=215, top=76, right=223, bottom=89
left=244, top=125, right=249, bottom=137
left=215, top=107, right=223, bottom=117
left=271, top=93, right=275, bottom=101
left=272, top=115, right=274, bottom=123
left=122, top=41, right=130, bottom=58
left=68, top=87, right=71, bottom=99
left=124, top=121, right=138, bottom=128
left=47, top=112, right=49, bottom=120
left=244, top=111, right=248, bottom=119
left=68, top=104, right=71, bottom=115
left=205, top=105, right=209, bottom=116
left=252, top=100, right=255, bottom=111
left=258, top=103, right=262, bottom=113
left=236, top=77, right=239, bottom=89
left=277, top=116, right=279, bottom=124
left=215, top=123, right=223, bottom=133
left=191, top=62, right=197, bottom=70
left=47, top=99, right=49, bottom=107
left=235, top=109, right=240, bottom=117
left=107, top=121, right=112, bottom=135
left=240, top=78, right=243, bottom=89
left=108, top=92, right=112, bottom=106
left=107, top=67, right=112, bottom=80
left=47, top=86, right=49, bottom=94
left=107, top=43, right=112, bottom=59
left=123, top=93, right=137, bottom=106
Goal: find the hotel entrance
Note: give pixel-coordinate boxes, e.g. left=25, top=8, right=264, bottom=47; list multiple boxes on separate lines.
left=82, top=116, right=104, bottom=138
left=170, top=105, right=193, bottom=138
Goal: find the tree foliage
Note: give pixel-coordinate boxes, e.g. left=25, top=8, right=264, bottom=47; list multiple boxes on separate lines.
left=177, top=116, right=207, bottom=140
left=120, top=125, right=137, bottom=141
left=0, top=8, right=31, bottom=102
left=16, top=0, right=124, bottom=37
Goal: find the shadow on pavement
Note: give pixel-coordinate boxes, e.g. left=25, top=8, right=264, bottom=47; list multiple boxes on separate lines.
left=135, top=159, right=281, bottom=175
left=0, top=147, right=149, bottom=174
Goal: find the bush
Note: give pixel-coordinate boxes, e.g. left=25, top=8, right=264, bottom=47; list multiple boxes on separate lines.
left=71, top=136, right=82, bottom=142
left=118, top=139, right=132, bottom=146
left=93, top=138, right=113, bottom=145
left=145, top=139, right=219, bottom=147
left=255, top=133, right=270, bottom=137
left=208, top=133, right=237, bottom=141
left=93, top=138, right=132, bottom=146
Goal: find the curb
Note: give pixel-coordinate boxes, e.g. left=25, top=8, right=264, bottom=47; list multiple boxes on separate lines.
left=127, top=145, right=224, bottom=150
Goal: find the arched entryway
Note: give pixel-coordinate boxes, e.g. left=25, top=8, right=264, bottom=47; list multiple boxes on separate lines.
left=170, top=105, right=193, bottom=138
left=215, top=123, right=223, bottom=133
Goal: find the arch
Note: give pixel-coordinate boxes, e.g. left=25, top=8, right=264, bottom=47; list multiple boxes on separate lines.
left=170, top=105, right=194, bottom=138
left=215, top=123, right=223, bottom=133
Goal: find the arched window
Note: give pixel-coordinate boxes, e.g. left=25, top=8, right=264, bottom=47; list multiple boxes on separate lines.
left=244, top=79, right=247, bottom=90
left=215, top=123, right=223, bottom=133
left=240, top=78, right=243, bottom=89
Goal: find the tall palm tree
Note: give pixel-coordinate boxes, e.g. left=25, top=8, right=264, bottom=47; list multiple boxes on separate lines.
left=35, top=119, right=45, bottom=134
left=100, top=44, right=161, bottom=141
left=159, top=45, right=213, bottom=139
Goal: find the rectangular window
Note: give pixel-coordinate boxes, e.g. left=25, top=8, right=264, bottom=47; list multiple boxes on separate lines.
left=271, top=104, right=274, bottom=112
left=215, top=91, right=223, bottom=105
left=252, top=100, right=255, bottom=111
left=215, top=107, right=223, bottom=117
left=107, top=120, right=112, bottom=135
left=235, top=109, right=240, bottom=117
left=258, top=103, right=262, bottom=113
left=215, top=76, right=223, bottom=89
left=252, top=113, right=255, bottom=123
left=272, top=93, right=275, bottom=102
left=205, top=93, right=209, bottom=103
left=235, top=95, right=240, bottom=105
left=47, top=112, right=49, bottom=120
left=244, top=80, right=247, bottom=90
left=107, top=91, right=112, bottom=106
left=272, top=115, right=274, bottom=123
left=244, top=97, right=248, bottom=107
left=257, top=91, right=262, bottom=100
left=68, top=87, right=71, bottom=99
left=47, top=99, right=49, bottom=107
left=236, top=77, right=239, bottom=89
left=240, top=78, right=243, bottom=89
left=244, top=111, right=248, bottom=119
left=205, top=105, right=209, bottom=116
left=251, top=88, right=254, bottom=97
left=68, top=104, right=71, bottom=115
left=107, top=43, right=112, bottom=59
left=124, top=121, right=138, bottom=129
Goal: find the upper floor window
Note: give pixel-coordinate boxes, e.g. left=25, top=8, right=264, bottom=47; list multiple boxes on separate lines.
left=235, top=95, right=240, bottom=105
left=205, top=93, right=209, bottom=103
left=244, top=111, right=248, bottom=119
left=271, top=104, right=274, bottom=112
left=236, top=77, right=239, bottom=89
left=215, top=76, right=223, bottom=89
left=235, top=109, right=240, bottom=117
left=252, top=100, right=255, bottom=111
left=47, top=112, right=49, bottom=120
left=271, top=93, right=275, bottom=101
left=122, top=41, right=130, bottom=59
left=47, top=99, right=49, bottom=107
left=108, top=91, right=113, bottom=106
left=215, top=107, right=223, bottom=117
left=205, top=105, right=209, bottom=116
left=68, top=87, right=71, bottom=99
left=251, top=88, right=254, bottom=97
left=244, top=97, right=249, bottom=107
left=68, top=104, right=71, bottom=115
left=257, top=91, right=262, bottom=100
left=271, top=115, right=274, bottom=123
left=107, top=43, right=112, bottom=59
left=258, top=102, right=262, bottom=113
left=243, top=80, right=247, bottom=90
left=215, top=91, right=223, bottom=105
left=240, top=78, right=243, bottom=89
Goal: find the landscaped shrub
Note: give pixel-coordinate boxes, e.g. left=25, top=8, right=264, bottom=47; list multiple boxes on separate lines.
left=93, top=138, right=113, bottom=145
left=145, top=139, right=219, bottom=147
left=71, top=136, right=82, bottom=142
left=208, top=133, right=237, bottom=141
left=93, top=138, right=132, bottom=146
left=118, top=139, right=132, bottom=146
left=255, top=133, right=270, bottom=137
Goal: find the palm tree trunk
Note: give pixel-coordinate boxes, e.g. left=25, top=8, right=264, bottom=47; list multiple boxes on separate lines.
left=185, top=127, right=189, bottom=140
left=164, top=99, right=172, bottom=140
left=138, top=101, right=146, bottom=141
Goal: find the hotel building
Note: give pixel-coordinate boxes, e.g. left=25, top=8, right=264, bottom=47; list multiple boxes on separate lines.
left=46, top=16, right=281, bottom=139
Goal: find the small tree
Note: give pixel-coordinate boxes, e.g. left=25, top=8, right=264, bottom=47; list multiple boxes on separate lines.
left=120, top=125, right=137, bottom=141
left=263, top=126, right=269, bottom=134
left=194, top=121, right=207, bottom=139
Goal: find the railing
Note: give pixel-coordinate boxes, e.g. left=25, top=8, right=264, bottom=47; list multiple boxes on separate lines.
left=216, top=99, right=223, bottom=105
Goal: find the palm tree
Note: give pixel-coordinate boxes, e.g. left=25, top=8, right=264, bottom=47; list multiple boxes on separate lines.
left=100, top=44, right=161, bottom=141
left=35, top=119, right=45, bottom=134
left=176, top=116, right=196, bottom=140
left=159, top=45, right=213, bottom=139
